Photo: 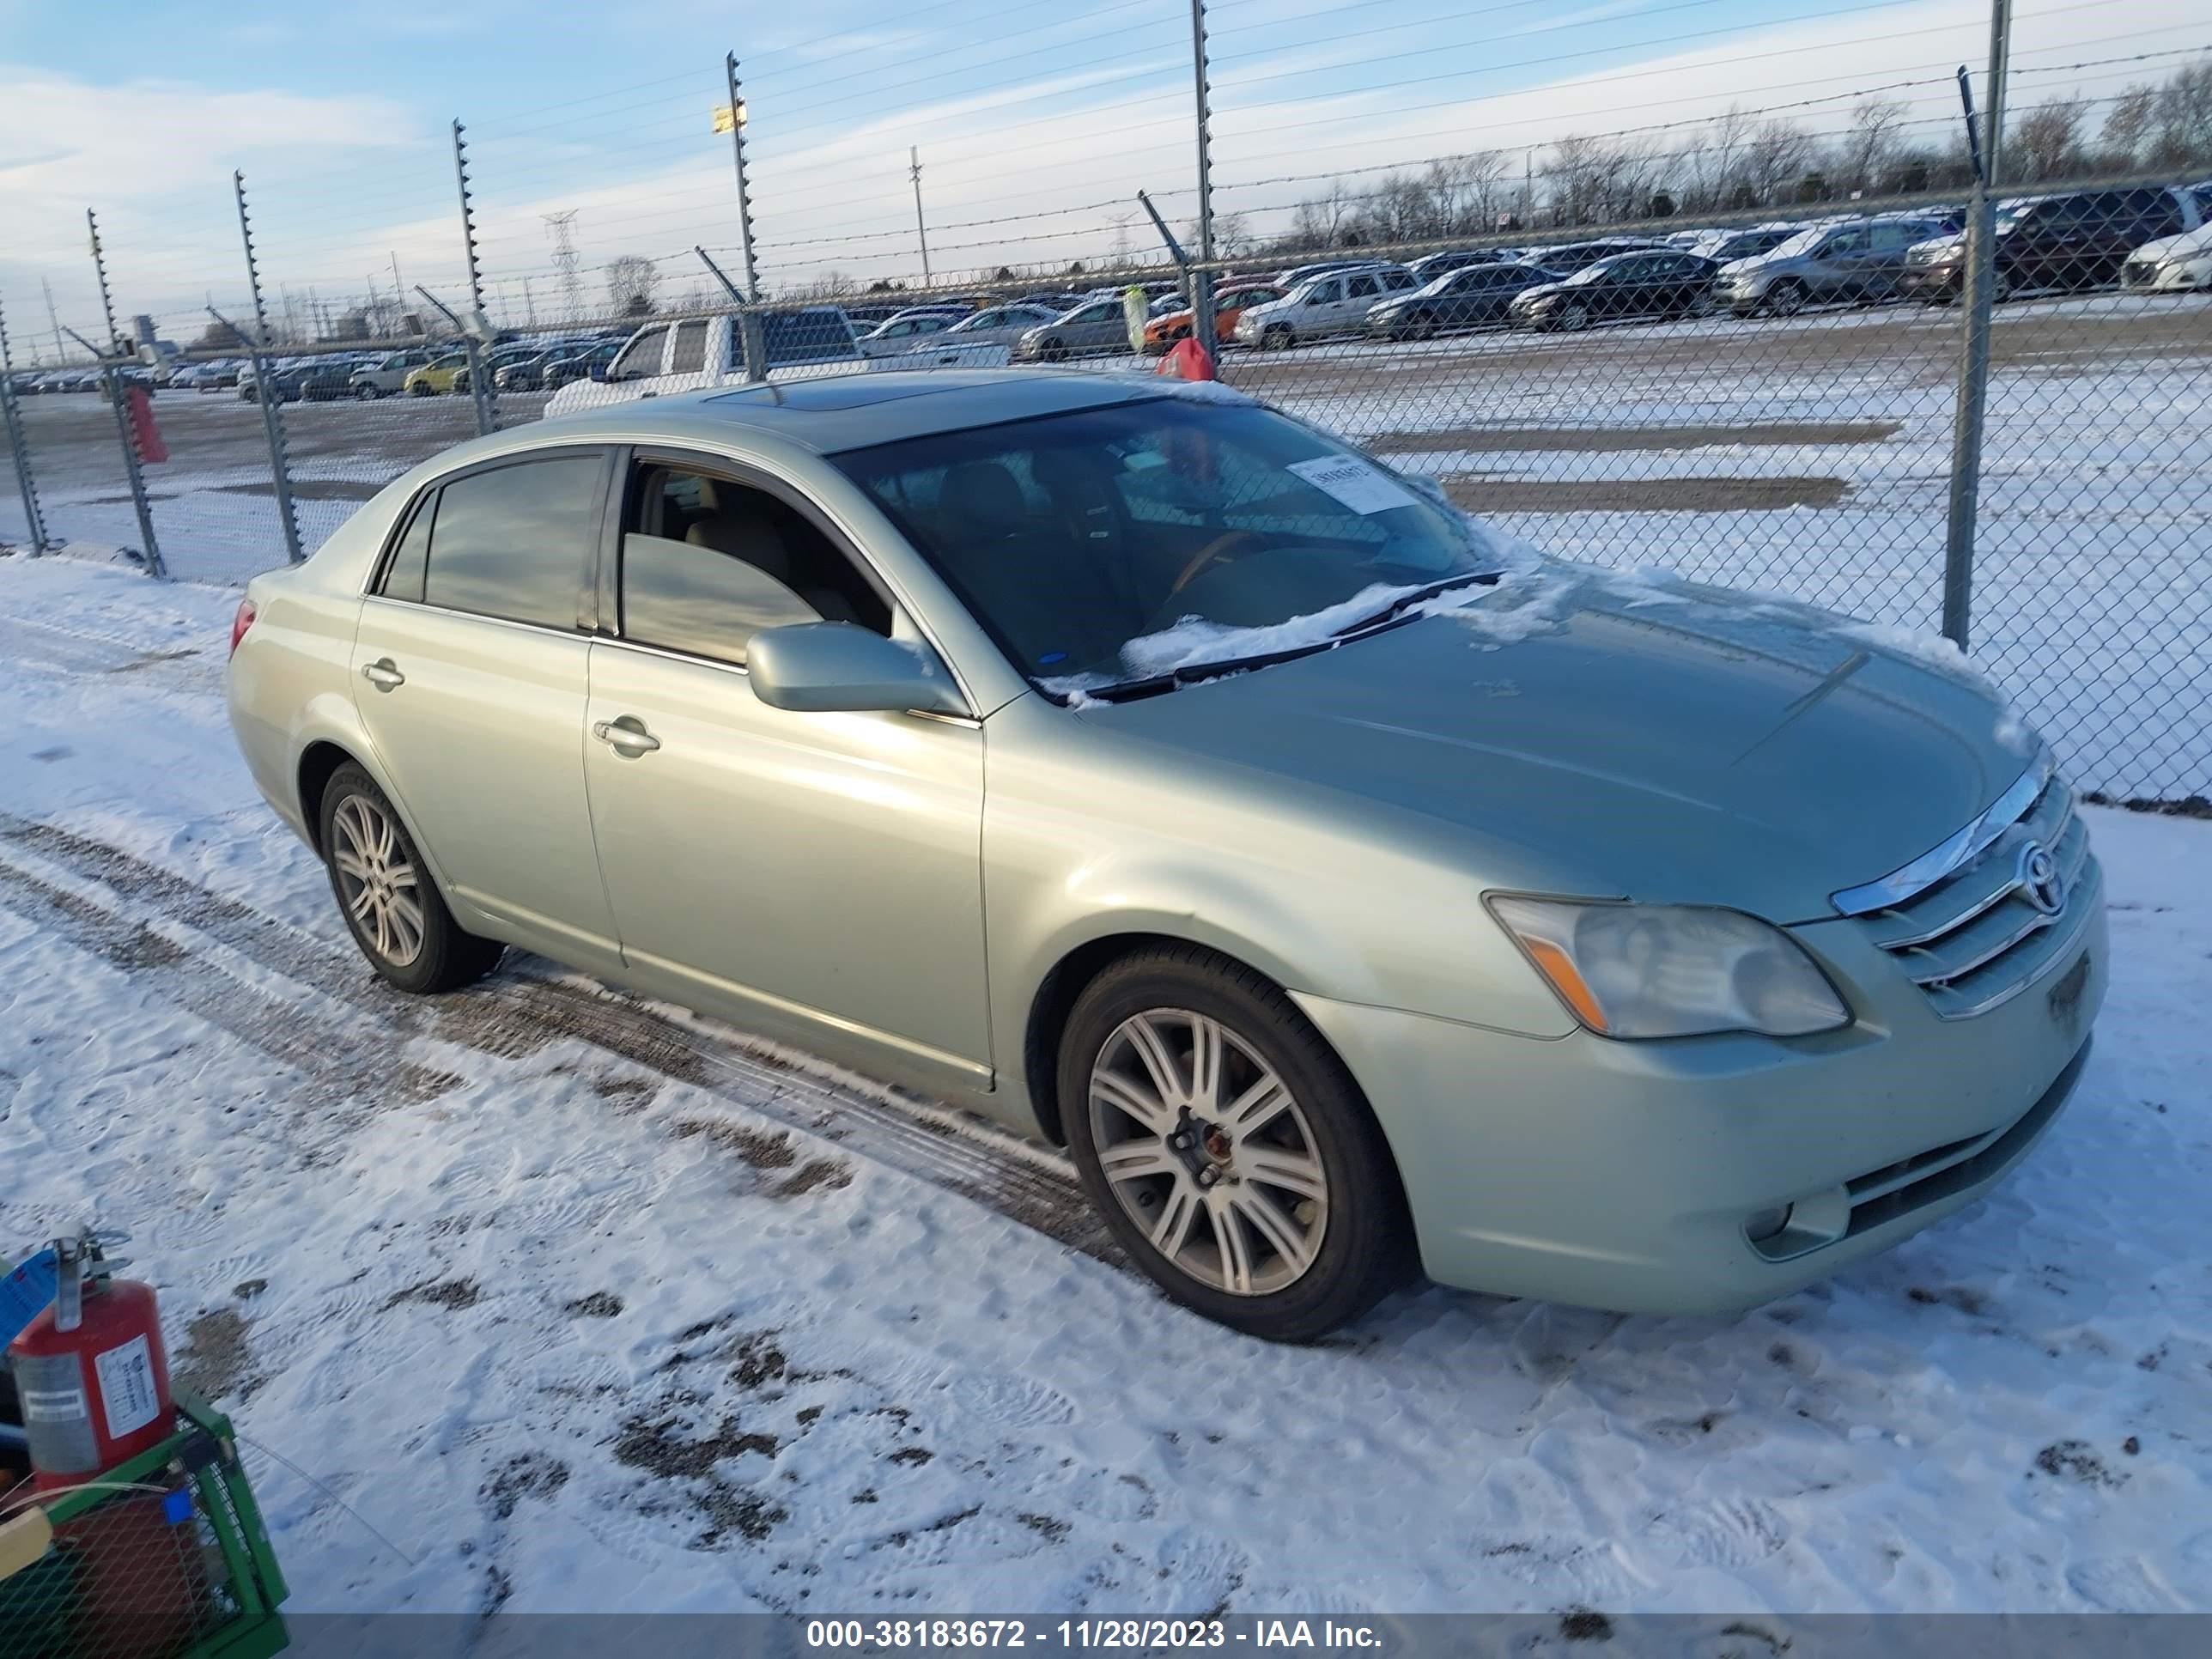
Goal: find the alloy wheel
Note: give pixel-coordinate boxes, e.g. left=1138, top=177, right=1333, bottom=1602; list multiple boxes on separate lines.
left=1087, top=1008, right=1330, bottom=1296
left=1560, top=301, right=1590, bottom=331
left=331, top=794, right=426, bottom=968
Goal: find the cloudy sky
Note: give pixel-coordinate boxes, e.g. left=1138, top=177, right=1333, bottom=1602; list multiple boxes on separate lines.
left=1, top=0, right=2203, bottom=348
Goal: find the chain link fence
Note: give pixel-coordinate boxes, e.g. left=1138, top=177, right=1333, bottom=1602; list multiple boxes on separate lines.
left=1, top=20, right=2207, bottom=799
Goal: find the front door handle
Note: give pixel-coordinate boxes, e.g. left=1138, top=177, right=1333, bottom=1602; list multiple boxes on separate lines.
left=592, top=716, right=661, bottom=757
left=362, top=659, right=405, bottom=691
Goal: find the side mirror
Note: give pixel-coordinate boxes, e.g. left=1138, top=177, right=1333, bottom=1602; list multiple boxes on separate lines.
left=747, top=623, right=969, bottom=717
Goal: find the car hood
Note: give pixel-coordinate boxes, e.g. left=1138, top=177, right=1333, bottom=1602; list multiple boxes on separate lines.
left=1083, top=567, right=2033, bottom=923
left=1510, top=281, right=1570, bottom=305
left=2134, top=222, right=2212, bottom=263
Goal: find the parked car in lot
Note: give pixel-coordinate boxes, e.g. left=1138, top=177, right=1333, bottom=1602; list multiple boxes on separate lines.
left=227, top=369, right=2105, bottom=1340
left=2123, top=219, right=2212, bottom=292
left=1690, top=223, right=1806, bottom=264
left=1510, top=250, right=1723, bottom=331
left=1139, top=284, right=1285, bottom=354
left=494, top=340, right=605, bottom=392
left=404, top=354, right=470, bottom=397
left=1903, top=185, right=2209, bottom=302
left=453, top=343, right=544, bottom=396
left=173, top=357, right=245, bottom=392
left=1274, top=258, right=1384, bottom=289
left=1406, top=247, right=1522, bottom=285
left=544, top=308, right=862, bottom=415
left=898, top=303, right=1062, bottom=363
left=1014, top=296, right=1143, bottom=362
left=540, top=341, right=624, bottom=391
left=855, top=309, right=965, bottom=359
left=1522, top=238, right=1667, bottom=275
left=1235, top=264, right=1419, bottom=348
left=1367, top=262, right=1560, bottom=339
left=1718, top=216, right=1952, bottom=316
left=349, top=347, right=443, bottom=399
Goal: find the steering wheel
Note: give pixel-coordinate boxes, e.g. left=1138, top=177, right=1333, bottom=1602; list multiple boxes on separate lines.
left=1167, top=529, right=1267, bottom=600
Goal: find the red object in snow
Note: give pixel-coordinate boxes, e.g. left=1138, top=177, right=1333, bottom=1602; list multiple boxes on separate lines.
left=1156, top=337, right=1217, bottom=382
left=10, top=1274, right=173, bottom=1492
left=125, top=384, right=167, bottom=464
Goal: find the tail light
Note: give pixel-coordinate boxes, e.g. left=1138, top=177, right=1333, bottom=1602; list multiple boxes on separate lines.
left=229, top=599, right=258, bottom=657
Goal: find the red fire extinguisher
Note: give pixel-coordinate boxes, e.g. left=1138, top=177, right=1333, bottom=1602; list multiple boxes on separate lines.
left=9, top=1231, right=201, bottom=1658
left=9, top=1231, right=172, bottom=1492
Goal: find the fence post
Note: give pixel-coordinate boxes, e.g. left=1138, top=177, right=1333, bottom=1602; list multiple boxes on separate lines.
left=451, top=120, right=497, bottom=435
left=1188, top=0, right=1220, bottom=360
left=0, top=294, right=52, bottom=556
left=85, top=210, right=166, bottom=579
left=1942, top=0, right=2011, bottom=650
left=232, top=174, right=306, bottom=566
left=723, top=54, right=762, bottom=302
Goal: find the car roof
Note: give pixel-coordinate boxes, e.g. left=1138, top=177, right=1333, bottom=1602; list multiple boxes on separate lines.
left=541, top=368, right=1170, bottom=456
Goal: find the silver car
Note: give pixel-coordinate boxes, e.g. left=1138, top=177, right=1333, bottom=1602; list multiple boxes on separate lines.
left=1717, top=216, right=1953, bottom=315
left=227, top=371, right=2104, bottom=1340
left=1012, top=296, right=1136, bottom=362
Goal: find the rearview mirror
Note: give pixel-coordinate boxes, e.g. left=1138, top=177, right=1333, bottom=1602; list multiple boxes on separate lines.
left=747, top=623, right=968, bottom=717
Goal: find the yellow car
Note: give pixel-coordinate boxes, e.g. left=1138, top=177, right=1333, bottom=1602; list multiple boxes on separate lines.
left=403, top=354, right=468, bottom=397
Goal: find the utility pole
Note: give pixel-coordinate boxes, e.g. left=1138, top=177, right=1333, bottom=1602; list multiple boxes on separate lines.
left=1942, top=0, right=2011, bottom=651
left=1188, top=0, right=1219, bottom=357
left=909, top=148, right=933, bottom=288
left=724, top=53, right=762, bottom=301
left=522, top=276, right=536, bottom=328
left=42, top=278, right=64, bottom=364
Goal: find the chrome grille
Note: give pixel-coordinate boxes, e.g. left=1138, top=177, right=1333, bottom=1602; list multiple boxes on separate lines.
left=1843, top=767, right=2100, bottom=1020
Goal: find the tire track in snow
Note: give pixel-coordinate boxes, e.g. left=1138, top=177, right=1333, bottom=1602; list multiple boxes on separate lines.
left=0, top=811, right=1117, bottom=1264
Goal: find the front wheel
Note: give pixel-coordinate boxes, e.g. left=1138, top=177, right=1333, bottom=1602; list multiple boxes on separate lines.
left=1763, top=280, right=1808, bottom=318
left=319, top=763, right=503, bottom=994
left=1060, top=947, right=1413, bottom=1341
left=1261, top=324, right=1294, bottom=351
left=1559, top=301, right=1591, bottom=331
left=353, top=383, right=379, bottom=401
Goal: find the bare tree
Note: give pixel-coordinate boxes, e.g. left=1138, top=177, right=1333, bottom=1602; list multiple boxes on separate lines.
left=2149, top=58, right=2212, bottom=169
left=1544, top=134, right=1609, bottom=225
left=1740, top=119, right=1816, bottom=207
left=1289, top=179, right=1356, bottom=250
left=2100, top=83, right=2159, bottom=166
left=606, top=255, right=661, bottom=317
left=1675, top=105, right=1753, bottom=213
left=2013, top=95, right=2089, bottom=182
left=1842, top=99, right=1909, bottom=196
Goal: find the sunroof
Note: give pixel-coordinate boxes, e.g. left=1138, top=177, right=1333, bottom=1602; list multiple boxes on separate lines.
left=707, top=377, right=966, bottom=412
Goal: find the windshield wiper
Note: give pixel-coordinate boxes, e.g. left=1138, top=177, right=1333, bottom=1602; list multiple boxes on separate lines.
left=1061, top=573, right=1504, bottom=706
left=1330, top=571, right=1501, bottom=638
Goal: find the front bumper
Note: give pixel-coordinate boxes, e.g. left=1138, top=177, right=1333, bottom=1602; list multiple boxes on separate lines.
left=1294, top=886, right=2106, bottom=1315
left=2123, top=258, right=2208, bottom=293
left=1900, top=264, right=1962, bottom=300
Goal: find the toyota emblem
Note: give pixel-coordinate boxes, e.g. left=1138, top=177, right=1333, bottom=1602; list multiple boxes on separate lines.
left=2017, top=841, right=2067, bottom=918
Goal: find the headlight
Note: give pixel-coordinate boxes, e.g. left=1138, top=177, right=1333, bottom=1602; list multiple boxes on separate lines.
left=1486, top=896, right=1850, bottom=1039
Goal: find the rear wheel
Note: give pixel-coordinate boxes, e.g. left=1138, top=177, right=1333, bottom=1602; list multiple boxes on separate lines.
left=319, top=764, right=503, bottom=994
left=1060, top=947, right=1413, bottom=1341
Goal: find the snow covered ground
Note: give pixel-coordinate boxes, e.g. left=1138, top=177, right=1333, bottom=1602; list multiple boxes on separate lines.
left=3, top=550, right=2210, bottom=1620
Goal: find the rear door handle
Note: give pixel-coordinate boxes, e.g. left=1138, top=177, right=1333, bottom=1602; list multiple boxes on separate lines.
left=592, top=716, right=661, bottom=756
left=362, top=659, right=405, bottom=691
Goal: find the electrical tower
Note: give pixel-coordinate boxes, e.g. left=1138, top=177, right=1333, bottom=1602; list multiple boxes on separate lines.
left=544, top=210, right=583, bottom=321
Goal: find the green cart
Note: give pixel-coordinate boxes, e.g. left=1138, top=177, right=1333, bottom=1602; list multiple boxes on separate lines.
left=1, top=1389, right=289, bottom=1659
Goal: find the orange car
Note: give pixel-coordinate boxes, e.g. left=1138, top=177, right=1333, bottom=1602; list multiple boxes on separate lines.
left=1142, top=284, right=1283, bottom=353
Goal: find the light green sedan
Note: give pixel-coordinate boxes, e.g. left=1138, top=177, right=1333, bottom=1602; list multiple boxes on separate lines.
left=225, top=370, right=2105, bottom=1340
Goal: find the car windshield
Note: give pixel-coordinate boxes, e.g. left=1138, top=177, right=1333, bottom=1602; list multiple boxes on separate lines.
left=1993, top=199, right=2042, bottom=230
left=834, top=398, right=1494, bottom=692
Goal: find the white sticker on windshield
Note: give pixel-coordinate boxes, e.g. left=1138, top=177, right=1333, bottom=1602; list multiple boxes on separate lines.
left=1285, top=455, right=1419, bottom=515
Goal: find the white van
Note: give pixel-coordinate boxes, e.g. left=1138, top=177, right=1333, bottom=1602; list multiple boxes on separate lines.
left=544, top=308, right=863, bottom=416
left=1231, top=265, right=1419, bottom=349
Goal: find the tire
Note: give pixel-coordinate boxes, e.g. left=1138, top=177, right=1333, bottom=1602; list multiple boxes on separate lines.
left=1060, top=946, right=1414, bottom=1341
left=354, top=383, right=378, bottom=401
left=1559, top=301, right=1590, bottom=331
left=1991, top=269, right=2014, bottom=305
left=1763, top=280, right=1808, bottom=318
left=1040, top=337, right=1066, bottom=362
left=409, top=382, right=432, bottom=398
left=318, top=763, right=503, bottom=994
left=1261, top=324, right=1294, bottom=351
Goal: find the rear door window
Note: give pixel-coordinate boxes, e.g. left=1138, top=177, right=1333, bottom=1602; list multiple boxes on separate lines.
left=667, top=320, right=708, bottom=374
left=420, top=453, right=608, bottom=629
left=611, top=326, right=668, bottom=380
